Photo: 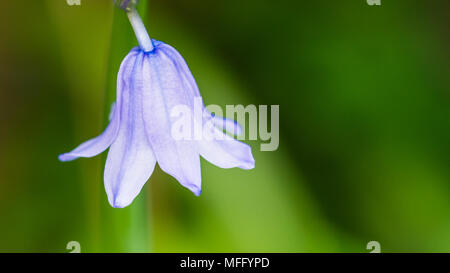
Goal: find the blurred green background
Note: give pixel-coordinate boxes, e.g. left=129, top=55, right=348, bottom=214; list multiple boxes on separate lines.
left=0, top=0, right=449, bottom=252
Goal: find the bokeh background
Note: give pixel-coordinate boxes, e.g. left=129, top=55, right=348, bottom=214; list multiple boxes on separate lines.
left=0, top=0, right=449, bottom=252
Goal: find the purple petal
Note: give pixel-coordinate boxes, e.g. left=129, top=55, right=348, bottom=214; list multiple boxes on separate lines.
left=58, top=49, right=140, bottom=162
left=156, top=41, right=253, bottom=170
left=142, top=51, right=202, bottom=196
left=104, top=52, right=156, bottom=208
left=199, top=124, right=255, bottom=170
left=158, top=43, right=200, bottom=99
left=158, top=44, right=242, bottom=137
left=209, top=114, right=243, bottom=136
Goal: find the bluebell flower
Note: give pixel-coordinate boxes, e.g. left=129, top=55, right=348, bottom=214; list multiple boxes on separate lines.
left=59, top=6, right=254, bottom=208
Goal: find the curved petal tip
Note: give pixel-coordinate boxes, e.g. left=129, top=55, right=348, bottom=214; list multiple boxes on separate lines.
left=239, top=156, right=255, bottom=170
left=236, top=148, right=255, bottom=170
left=111, top=196, right=132, bottom=209
left=190, top=185, right=202, bottom=196
left=58, top=153, right=77, bottom=162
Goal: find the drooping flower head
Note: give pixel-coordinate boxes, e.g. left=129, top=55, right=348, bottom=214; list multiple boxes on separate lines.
left=59, top=1, right=254, bottom=208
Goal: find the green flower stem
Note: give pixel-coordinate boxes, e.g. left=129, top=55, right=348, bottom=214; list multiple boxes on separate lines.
left=127, top=6, right=153, bottom=52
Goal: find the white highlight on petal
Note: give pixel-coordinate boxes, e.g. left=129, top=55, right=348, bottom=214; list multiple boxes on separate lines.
left=108, top=102, right=116, bottom=121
